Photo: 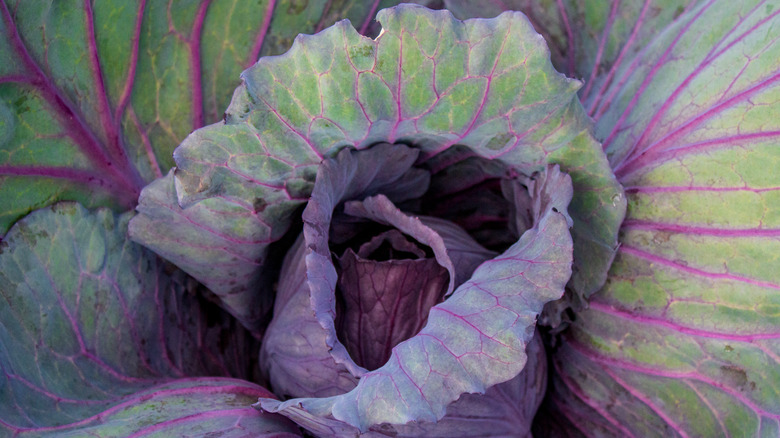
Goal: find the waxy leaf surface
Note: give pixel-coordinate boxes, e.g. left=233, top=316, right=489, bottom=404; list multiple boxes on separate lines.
left=130, top=4, right=624, bottom=333
left=0, top=203, right=297, bottom=436
left=443, top=0, right=700, bottom=119
left=2, top=378, right=300, bottom=437
left=545, top=1, right=780, bottom=436
left=0, top=0, right=410, bottom=235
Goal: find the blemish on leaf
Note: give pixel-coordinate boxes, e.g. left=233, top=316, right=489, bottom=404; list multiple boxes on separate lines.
left=485, top=133, right=514, bottom=151
left=287, top=0, right=308, bottom=15
left=720, top=365, right=749, bottom=390
left=349, top=45, right=375, bottom=59
left=611, top=193, right=622, bottom=207
left=51, top=203, right=77, bottom=215
left=253, top=198, right=268, bottom=213
left=652, top=231, right=672, bottom=244
left=12, top=94, right=30, bottom=115
left=174, top=168, right=210, bottom=194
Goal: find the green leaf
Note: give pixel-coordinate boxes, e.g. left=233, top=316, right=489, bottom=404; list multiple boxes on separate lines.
left=2, top=378, right=300, bottom=437
left=129, top=4, right=624, bottom=333
left=546, top=1, right=780, bottom=435
left=0, top=203, right=294, bottom=435
left=441, top=0, right=569, bottom=72
left=441, top=0, right=698, bottom=118
left=0, top=0, right=411, bottom=235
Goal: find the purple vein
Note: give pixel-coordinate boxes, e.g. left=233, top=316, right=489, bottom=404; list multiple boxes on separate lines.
left=314, top=0, right=333, bottom=33
left=626, top=1, right=772, bottom=160
left=684, top=381, right=730, bottom=436
left=568, top=341, right=780, bottom=420
left=581, top=0, right=620, bottom=101
left=550, top=397, right=598, bottom=438
left=617, top=130, right=780, bottom=179
left=188, top=0, right=211, bottom=130
left=622, top=220, right=780, bottom=237
left=602, top=367, right=690, bottom=438
left=5, top=380, right=268, bottom=434
left=589, top=301, right=780, bottom=341
left=552, top=358, right=638, bottom=437
left=127, top=406, right=261, bottom=438
left=620, top=245, right=780, bottom=290
left=127, top=106, right=162, bottom=178
left=0, top=74, right=35, bottom=84
left=388, top=27, right=405, bottom=143
left=0, top=166, right=119, bottom=191
left=556, top=0, right=575, bottom=76
left=451, top=22, right=512, bottom=149
left=616, top=9, right=780, bottom=172
left=113, top=0, right=146, bottom=127
left=153, top=270, right=184, bottom=376
left=587, top=0, right=651, bottom=116
left=255, top=94, right=323, bottom=160
left=5, top=372, right=106, bottom=405
left=246, top=0, right=277, bottom=66
left=29, top=249, right=154, bottom=385
left=0, top=3, right=142, bottom=203
left=625, top=185, right=780, bottom=194
left=83, top=0, right=140, bottom=188
left=601, top=0, right=715, bottom=152
left=359, top=0, right=382, bottom=35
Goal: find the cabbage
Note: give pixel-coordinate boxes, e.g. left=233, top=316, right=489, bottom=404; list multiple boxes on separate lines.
left=1, top=1, right=776, bottom=437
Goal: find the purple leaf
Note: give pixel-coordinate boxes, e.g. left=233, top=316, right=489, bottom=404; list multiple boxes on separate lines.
left=335, top=244, right=449, bottom=372
left=258, top=162, right=574, bottom=434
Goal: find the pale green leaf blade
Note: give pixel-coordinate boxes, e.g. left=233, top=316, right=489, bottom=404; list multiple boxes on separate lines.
left=546, top=1, right=780, bottom=435
left=0, top=0, right=410, bottom=235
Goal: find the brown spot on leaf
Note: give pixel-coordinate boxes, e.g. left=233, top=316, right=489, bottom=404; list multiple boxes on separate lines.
left=253, top=198, right=268, bottom=213
left=720, top=365, right=749, bottom=390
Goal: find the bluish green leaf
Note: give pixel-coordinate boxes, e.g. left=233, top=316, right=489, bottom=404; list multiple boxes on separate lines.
left=130, top=4, right=624, bottom=333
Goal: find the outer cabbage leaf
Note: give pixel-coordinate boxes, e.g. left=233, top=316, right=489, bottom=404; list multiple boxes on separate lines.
left=0, top=203, right=297, bottom=436
left=2, top=378, right=300, bottom=437
left=0, top=0, right=411, bottom=235
left=556, top=0, right=697, bottom=119
left=258, top=165, right=574, bottom=435
left=441, top=0, right=700, bottom=119
left=545, top=1, right=780, bottom=436
left=440, top=0, right=568, bottom=72
left=129, top=4, right=624, bottom=333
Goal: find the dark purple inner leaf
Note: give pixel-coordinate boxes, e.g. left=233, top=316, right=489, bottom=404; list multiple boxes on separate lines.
left=335, top=247, right=449, bottom=371
left=354, top=229, right=428, bottom=261
left=333, top=193, right=496, bottom=372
